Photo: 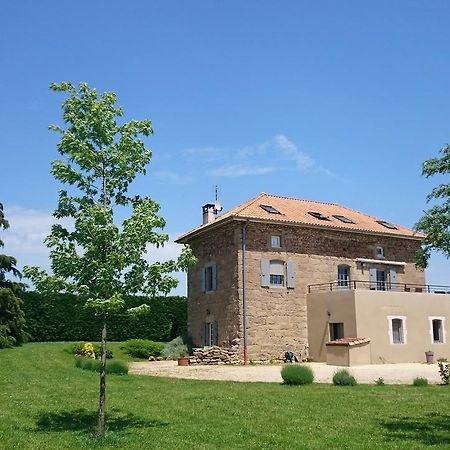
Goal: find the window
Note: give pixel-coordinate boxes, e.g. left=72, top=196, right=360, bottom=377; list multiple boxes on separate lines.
left=201, top=263, right=217, bottom=292
left=337, top=265, right=350, bottom=287
left=260, top=259, right=295, bottom=288
left=269, top=260, right=285, bottom=286
left=329, top=323, right=344, bottom=341
left=308, top=211, right=330, bottom=221
left=429, top=317, right=446, bottom=344
left=203, top=321, right=218, bottom=346
left=376, top=220, right=398, bottom=230
left=376, top=269, right=386, bottom=290
left=388, top=316, right=407, bottom=344
left=332, top=214, right=355, bottom=224
left=271, top=235, right=281, bottom=248
left=260, top=204, right=281, bottom=214
left=376, top=246, right=385, bottom=259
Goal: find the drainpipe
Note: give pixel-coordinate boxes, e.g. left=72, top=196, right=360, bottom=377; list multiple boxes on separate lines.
left=241, top=222, right=248, bottom=365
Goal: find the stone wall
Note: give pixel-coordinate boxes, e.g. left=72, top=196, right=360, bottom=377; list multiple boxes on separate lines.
left=189, top=340, right=241, bottom=365
left=186, top=220, right=424, bottom=362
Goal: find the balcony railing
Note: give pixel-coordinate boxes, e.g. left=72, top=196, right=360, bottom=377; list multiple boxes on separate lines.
left=307, top=280, right=450, bottom=294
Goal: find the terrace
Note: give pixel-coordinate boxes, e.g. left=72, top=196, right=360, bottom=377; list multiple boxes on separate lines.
left=308, top=281, right=450, bottom=294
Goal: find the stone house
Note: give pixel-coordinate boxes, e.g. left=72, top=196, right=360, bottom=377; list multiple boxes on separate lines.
left=176, top=193, right=450, bottom=364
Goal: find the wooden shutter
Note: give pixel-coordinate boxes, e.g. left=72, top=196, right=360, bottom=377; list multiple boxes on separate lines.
left=389, top=268, right=397, bottom=290
left=369, top=267, right=377, bottom=290
left=213, top=321, right=219, bottom=346
left=287, top=261, right=295, bottom=288
left=212, top=264, right=217, bottom=290
left=200, top=267, right=206, bottom=292
left=260, top=259, right=270, bottom=287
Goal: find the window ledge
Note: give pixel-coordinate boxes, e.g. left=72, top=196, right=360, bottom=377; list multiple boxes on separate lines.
left=356, top=258, right=406, bottom=266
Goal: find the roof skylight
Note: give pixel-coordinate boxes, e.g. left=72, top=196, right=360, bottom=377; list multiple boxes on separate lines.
left=376, top=220, right=397, bottom=230
left=308, top=211, right=330, bottom=221
left=260, top=204, right=281, bottom=214
left=332, top=214, right=355, bottom=224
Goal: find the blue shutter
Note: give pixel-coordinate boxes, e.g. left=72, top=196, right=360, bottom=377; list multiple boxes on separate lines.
left=389, top=268, right=397, bottom=290
left=287, top=261, right=295, bottom=288
left=369, top=267, right=377, bottom=290
left=200, top=267, right=206, bottom=292
left=213, top=321, right=219, bottom=346
left=212, top=264, right=217, bottom=290
left=261, top=259, right=270, bottom=287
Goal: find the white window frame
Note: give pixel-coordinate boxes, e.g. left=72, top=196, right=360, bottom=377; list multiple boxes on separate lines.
left=337, top=265, right=350, bottom=288
left=387, top=316, right=407, bottom=345
left=269, top=260, right=285, bottom=287
left=429, top=316, right=446, bottom=344
left=376, top=246, right=385, bottom=259
left=271, top=235, right=281, bottom=248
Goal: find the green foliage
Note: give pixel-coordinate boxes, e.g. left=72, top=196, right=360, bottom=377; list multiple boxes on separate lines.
left=120, top=339, right=164, bottom=359
left=438, top=361, right=450, bottom=385
left=332, top=369, right=357, bottom=386
left=0, top=204, right=28, bottom=348
left=374, top=377, right=385, bottom=386
left=22, top=291, right=187, bottom=342
left=413, top=377, right=429, bottom=387
left=162, top=336, right=189, bottom=359
left=281, top=364, right=314, bottom=385
left=74, top=357, right=128, bottom=375
left=415, top=144, right=450, bottom=268
left=66, top=342, right=113, bottom=359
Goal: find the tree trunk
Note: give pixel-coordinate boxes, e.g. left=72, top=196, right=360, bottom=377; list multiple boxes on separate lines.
left=97, top=318, right=107, bottom=436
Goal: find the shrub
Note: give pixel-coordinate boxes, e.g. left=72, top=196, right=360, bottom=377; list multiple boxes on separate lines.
left=161, top=336, right=188, bottom=359
left=333, top=369, right=357, bottom=386
left=66, top=342, right=113, bottom=359
left=75, top=357, right=128, bottom=375
left=413, top=377, right=429, bottom=387
left=374, top=377, right=385, bottom=386
left=120, top=339, right=164, bottom=359
left=438, top=361, right=450, bottom=385
left=281, top=364, right=314, bottom=385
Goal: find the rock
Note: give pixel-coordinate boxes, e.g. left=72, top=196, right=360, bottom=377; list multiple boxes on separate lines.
left=148, top=356, right=156, bottom=361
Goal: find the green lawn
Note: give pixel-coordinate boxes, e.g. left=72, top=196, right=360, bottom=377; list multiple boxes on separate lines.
left=0, top=343, right=449, bottom=449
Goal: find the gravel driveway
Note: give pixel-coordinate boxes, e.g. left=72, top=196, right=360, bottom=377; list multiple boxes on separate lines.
left=129, top=361, right=443, bottom=384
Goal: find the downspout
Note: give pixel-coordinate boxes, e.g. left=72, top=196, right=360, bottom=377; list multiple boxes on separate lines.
left=241, top=222, right=248, bottom=365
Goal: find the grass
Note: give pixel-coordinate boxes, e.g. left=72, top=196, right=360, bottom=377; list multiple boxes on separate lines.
left=0, top=343, right=449, bottom=449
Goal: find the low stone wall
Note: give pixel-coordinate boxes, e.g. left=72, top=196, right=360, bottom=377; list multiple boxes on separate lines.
left=189, top=340, right=241, bottom=365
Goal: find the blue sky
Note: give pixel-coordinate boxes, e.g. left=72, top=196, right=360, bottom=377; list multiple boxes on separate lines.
left=1, top=1, right=450, bottom=293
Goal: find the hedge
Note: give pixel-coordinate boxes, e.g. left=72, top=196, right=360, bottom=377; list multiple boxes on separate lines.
left=22, top=292, right=187, bottom=342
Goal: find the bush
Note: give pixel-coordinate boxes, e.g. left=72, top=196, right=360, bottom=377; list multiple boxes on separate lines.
left=374, top=377, right=385, bottom=386
left=413, top=377, right=429, bottom=387
left=161, top=336, right=188, bottom=359
left=65, top=342, right=113, bottom=359
left=22, top=291, right=187, bottom=342
left=120, top=339, right=164, bottom=359
left=281, top=364, right=314, bottom=385
left=0, top=288, right=29, bottom=348
left=438, top=361, right=450, bottom=385
left=74, top=357, right=128, bottom=375
left=333, top=369, right=357, bottom=386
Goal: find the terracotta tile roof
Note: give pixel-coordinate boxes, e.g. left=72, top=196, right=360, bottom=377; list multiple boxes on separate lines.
left=177, top=193, right=424, bottom=242
left=326, top=337, right=371, bottom=346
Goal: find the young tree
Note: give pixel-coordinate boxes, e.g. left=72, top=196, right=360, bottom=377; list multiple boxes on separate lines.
left=24, top=82, right=195, bottom=435
left=0, top=203, right=28, bottom=348
left=415, top=143, right=450, bottom=268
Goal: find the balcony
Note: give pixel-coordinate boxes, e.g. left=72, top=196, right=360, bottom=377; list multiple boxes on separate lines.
left=308, top=281, right=450, bottom=294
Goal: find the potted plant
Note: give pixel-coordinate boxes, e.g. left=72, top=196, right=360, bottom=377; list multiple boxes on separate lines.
left=425, top=350, right=434, bottom=364
left=177, top=351, right=189, bottom=366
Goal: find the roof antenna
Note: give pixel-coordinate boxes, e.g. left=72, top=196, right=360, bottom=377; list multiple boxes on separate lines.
left=214, top=185, right=223, bottom=215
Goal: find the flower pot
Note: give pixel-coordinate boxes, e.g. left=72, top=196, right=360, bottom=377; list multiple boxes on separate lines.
left=177, top=356, right=189, bottom=366
left=425, top=351, right=434, bottom=364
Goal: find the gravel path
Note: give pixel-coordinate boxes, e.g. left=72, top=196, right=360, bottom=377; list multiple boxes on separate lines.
left=129, top=361, right=443, bottom=384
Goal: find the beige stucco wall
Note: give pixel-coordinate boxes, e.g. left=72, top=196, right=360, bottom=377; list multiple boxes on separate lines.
left=326, top=342, right=371, bottom=366
left=308, top=290, right=450, bottom=363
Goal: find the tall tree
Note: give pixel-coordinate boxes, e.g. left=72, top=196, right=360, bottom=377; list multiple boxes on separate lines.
left=0, top=203, right=28, bottom=348
left=24, top=82, right=196, bottom=435
left=415, top=143, right=450, bottom=268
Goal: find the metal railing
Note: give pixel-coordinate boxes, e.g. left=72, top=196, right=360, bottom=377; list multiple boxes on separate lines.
left=307, top=280, right=450, bottom=294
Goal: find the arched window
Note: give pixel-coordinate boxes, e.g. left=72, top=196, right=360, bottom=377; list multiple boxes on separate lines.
left=337, top=265, right=350, bottom=287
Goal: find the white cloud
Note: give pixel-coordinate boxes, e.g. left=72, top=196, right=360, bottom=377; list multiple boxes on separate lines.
left=272, top=134, right=315, bottom=170
left=208, top=164, right=276, bottom=177
left=153, top=170, right=192, bottom=185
